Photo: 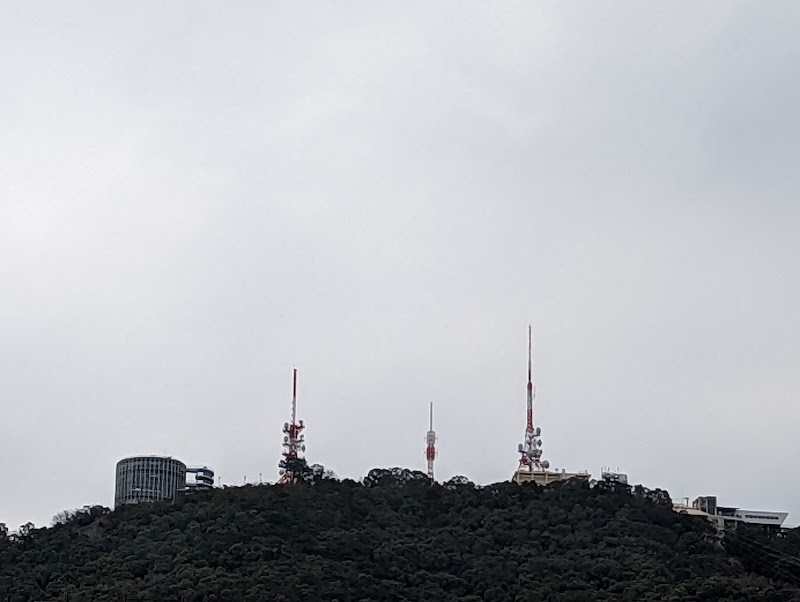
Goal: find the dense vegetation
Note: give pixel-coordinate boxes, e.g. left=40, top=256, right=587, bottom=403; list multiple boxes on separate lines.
left=1, top=468, right=799, bottom=601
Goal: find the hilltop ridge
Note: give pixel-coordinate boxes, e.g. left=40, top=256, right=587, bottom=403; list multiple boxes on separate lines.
left=1, top=469, right=799, bottom=601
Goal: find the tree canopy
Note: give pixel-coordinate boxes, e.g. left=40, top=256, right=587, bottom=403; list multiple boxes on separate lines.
left=1, top=469, right=798, bottom=601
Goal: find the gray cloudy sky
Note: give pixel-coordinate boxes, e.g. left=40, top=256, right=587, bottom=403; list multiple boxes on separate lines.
left=2, top=2, right=799, bottom=531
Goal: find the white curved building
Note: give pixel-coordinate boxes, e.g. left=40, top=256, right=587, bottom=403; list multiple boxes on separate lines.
left=115, top=455, right=187, bottom=507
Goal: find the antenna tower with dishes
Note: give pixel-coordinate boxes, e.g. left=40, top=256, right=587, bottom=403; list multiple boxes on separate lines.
left=278, top=368, right=306, bottom=484
left=517, top=325, right=550, bottom=473
left=425, top=402, right=437, bottom=481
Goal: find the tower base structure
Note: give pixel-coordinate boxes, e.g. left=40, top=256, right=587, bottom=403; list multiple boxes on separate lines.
left=512, top=468, right=591, bottom=486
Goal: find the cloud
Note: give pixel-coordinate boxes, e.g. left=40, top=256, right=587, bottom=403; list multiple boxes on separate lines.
left=1, top=1, right=799, bottom=530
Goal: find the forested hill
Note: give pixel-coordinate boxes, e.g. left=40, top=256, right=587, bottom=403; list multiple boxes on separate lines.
left=2, top=469, right=800, bottom=602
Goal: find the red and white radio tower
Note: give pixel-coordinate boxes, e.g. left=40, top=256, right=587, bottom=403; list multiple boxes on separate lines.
left=278, top=368, right=306, bottom=484
left=425, top=402, right=437, bottom=481
left=517, top=325, right=550, bottom=473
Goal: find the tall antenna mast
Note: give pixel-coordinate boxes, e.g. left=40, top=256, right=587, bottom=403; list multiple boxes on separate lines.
left=425, top=402, right=437, bottom=481
left=527, top=325, right=533, bottom=433
left=279, top=367, right=306, bottom=484
left=518, top=326, right=549, bottom=472
left=291, top=367, right=297, bottom=425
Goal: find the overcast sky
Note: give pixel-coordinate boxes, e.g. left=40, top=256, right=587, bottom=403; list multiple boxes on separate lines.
left=1, top=2, right=799, bottom=531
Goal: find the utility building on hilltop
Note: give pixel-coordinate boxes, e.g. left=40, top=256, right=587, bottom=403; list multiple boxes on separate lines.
left=672, top=496, right=790, bottom=532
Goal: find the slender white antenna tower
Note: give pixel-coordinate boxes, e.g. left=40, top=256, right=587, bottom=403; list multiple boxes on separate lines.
left=425, top=402, right=437, bottom=481
left=278, top=368, right=306, bottom=484
left=517, top=325, right=549, bottom=472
